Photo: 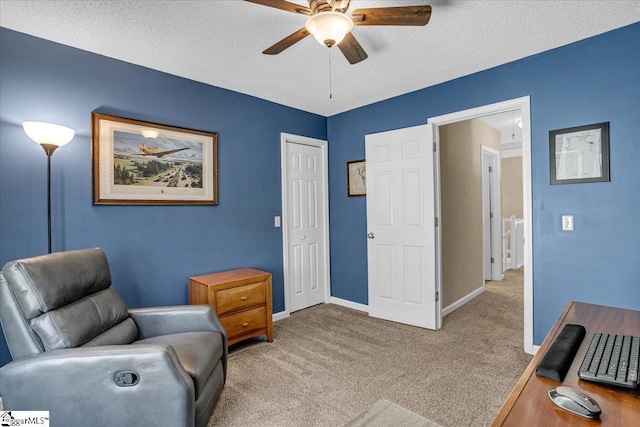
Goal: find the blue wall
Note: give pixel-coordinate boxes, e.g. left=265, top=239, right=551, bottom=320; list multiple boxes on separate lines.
left=0, top=28, right=326, bottom=365
left=327, top=22, right=640, bottom=344
left=2, top=23, right=639, bottom=366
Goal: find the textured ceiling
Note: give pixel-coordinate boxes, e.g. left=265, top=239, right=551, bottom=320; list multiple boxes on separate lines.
left=479, top=111, right=523, bottom=145
left=1, top=1, right=639, bottom=117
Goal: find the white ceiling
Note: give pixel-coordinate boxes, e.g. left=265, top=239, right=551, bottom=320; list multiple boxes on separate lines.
left=1, top=1, right=639, bottom=117
left=478, top=110, right=522, bottom=145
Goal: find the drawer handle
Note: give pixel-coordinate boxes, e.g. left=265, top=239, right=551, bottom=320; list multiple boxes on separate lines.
left=240, top=296, right=248, bottom=301
left=242, top=322, right=249, bottom=327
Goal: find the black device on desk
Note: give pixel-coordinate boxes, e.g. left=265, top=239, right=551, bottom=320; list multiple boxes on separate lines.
left=578, top=332, right=640, bottom=389
left=535, top=324, right=585, bottom=382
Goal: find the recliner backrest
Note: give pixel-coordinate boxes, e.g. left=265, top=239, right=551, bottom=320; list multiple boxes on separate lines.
left=0, top=248, right=139, bottom=358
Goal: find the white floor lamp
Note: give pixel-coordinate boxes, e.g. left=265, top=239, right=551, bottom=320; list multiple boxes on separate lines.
left=22, top=121, right=75, bottom=254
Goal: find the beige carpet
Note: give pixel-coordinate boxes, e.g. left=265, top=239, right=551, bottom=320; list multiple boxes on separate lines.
left=209, top=269, right=531, bottom=426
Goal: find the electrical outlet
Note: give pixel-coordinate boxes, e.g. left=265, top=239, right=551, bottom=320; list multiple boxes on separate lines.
left=562, top=215, right=574, bottom=231
left=274, top=216, right=281, bottom=228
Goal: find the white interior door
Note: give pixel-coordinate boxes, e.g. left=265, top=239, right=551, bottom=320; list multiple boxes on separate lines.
left=481, top=146, right=502, bottom=281
left=286, top=141, right=326, bottom=313
left=365, top=124, right=439, bottom=329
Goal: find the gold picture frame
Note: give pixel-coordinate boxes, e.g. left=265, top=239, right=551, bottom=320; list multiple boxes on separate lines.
left=347, top=159, right=366, bottom=197
left=92, top=112, right=218, bottom=205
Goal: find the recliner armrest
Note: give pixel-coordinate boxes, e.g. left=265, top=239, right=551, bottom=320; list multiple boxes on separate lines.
left=129, top=305, right=228, bottom=381
left=129, top=305, right=226, bottom=340
left=0, top=344, right=195, bottom=426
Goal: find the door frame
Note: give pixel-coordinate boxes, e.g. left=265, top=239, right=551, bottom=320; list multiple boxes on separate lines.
left=481, top=145, right=503, bottom=281
left=280, top=133, right=331, bottom=318
left=428, top=96, right=534, bottom=355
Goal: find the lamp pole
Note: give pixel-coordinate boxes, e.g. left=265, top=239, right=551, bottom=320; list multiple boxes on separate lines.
left=42, top=144, right=59, bottom=254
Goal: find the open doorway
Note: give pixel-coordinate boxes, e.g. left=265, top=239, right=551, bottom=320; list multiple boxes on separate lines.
left=479, top=111, right=525, bottom=276
left=436, top=119, right=503, bottom=318
left=428, top=97, right=534, bottom=354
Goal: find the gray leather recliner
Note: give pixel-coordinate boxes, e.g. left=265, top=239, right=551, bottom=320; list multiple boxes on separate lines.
left=0, top=248, right=227, bottom=427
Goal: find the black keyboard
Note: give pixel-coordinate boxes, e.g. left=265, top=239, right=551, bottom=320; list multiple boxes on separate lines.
left=579, top=332, right=639, bottom=389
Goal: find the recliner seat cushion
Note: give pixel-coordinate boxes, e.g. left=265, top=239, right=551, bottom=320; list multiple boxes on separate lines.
left=134, top=331, right=223, bottom=398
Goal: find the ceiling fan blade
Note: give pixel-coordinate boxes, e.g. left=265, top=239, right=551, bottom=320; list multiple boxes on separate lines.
left=244, top=0, right=311, bottom=15
left=352, top=6, right=432, bottom=26
left=263, top=27, right=311, bottom=55
left=338, top=32, right=368, bottom=65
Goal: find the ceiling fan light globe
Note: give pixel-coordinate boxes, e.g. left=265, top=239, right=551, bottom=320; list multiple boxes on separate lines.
left=305, top=11, right=353, bottom=48
left=141, top=129, right=160, bottom=139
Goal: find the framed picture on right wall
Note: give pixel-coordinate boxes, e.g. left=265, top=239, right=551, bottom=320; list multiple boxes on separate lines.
left=347, top=159, right=366, bottom=197
left=549, top=121, right=610, bottom=184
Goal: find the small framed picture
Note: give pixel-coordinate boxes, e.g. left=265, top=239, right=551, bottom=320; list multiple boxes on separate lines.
left=347, top=159, right=366, bottom=197
left=92, top=112, right=218, bottom=205
left=549, top=122, right=610, bottom=185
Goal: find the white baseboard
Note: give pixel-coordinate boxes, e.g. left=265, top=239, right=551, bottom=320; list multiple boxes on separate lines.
left=272, top=300, right=367, bottom=321
left=442, top=285, right=485, bottom=316
left=531, top=345, right=540, bottom=355
left=330, top=297, right=368, bottom=313
left=272, top=311, right=289, bottom=322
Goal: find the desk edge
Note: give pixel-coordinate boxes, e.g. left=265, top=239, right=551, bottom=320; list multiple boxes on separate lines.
left=490, top=301, right=575, bottom=426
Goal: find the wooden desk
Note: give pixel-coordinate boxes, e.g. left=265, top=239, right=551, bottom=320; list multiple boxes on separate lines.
left=492, top=301, right=640, bottom=426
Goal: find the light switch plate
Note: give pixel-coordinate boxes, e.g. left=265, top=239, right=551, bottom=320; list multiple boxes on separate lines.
left=562, top=215, right=574, bottom=231
left=274, top=216, right=281, bottom=228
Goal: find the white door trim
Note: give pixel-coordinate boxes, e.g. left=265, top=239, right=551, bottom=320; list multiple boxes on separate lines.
left=280, top=133, right=331, bottom=316
left=481, top=145, right=503, bottom=281
left=427, top=96, right=534, bottom=355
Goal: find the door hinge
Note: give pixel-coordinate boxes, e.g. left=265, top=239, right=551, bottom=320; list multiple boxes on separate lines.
left=433, top=142, right=437, bottom=152
left=489, top=166, right=493, bottom=173
left=435, top=291, right=439, bottom=302
left=434, top=217, right=439, bottom=227
left=491, top=257, right=495, bottom=264
left=490, top=212, right=493, bottom=219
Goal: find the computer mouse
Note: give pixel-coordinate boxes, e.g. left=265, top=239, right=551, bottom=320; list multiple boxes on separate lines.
left=548, top=386, right=602, bottom=419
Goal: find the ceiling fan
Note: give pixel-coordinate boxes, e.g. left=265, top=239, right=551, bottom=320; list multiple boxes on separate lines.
left=245, top=0, right=432, bottom=64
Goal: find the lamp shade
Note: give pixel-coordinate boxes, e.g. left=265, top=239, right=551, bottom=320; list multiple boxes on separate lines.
left=23, top=121, right=75, bottom=147
left=305, top=11, right=353, bottom=47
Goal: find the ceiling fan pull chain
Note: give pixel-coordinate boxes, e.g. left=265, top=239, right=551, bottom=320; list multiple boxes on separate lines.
left=329, top=47, right=333, bottom=99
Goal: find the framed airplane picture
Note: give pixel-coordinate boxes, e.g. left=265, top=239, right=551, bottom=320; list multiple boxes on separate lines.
left=92, top=112, right=218, bottom=205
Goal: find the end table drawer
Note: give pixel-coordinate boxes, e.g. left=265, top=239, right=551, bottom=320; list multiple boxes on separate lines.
left=216, top=281, right=265, bottom=316
left=220, top=306, right=267, bottom=340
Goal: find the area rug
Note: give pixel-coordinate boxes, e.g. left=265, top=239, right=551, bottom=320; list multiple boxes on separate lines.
left=344, top=399, right=441, bottom=427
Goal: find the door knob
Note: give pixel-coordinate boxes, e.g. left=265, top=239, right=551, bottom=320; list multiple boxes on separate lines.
left=301, top=235, right=307, bottom=240
left=367, top=233, right=375, bottom=239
